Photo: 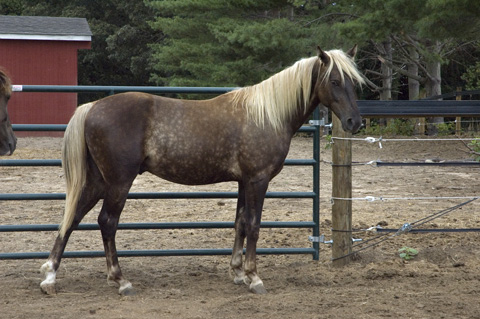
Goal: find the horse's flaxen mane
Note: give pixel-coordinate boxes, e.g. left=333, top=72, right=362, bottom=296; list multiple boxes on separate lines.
left=0, top=68, right=12, bottom=97
left=232, top=49, right=364, bottom=131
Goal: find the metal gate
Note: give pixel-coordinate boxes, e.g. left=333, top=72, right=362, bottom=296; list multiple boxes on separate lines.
left=0, top=85, right=321, bottom=260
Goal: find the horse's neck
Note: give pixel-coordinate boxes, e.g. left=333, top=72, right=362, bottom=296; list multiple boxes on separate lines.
left=287, top=63, right=321, bottom=133
left=287, top=96, right=320, bottom=134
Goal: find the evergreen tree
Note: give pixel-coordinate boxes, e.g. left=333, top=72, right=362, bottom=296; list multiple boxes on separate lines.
left=462, top=62, right=480, bottom=91
left=0, top=0, right=24, bottom=15
left=146, top=0, right=344, bottom=87
left=332, top=0, right=480, bottom=99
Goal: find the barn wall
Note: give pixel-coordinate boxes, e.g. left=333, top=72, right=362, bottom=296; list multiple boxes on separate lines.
left=0, top=39, right=90, bottom=136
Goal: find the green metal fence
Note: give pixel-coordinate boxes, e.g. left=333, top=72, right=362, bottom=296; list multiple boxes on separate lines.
left=1, top=85, right=321, bottom=260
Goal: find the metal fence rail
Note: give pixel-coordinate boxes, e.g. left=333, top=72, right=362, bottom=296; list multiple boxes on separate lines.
left=2, top=85, right=321, bottom=260
left=14, top=85, right=237, bottom=95
left=0, top=191, right=316, bottom=201
left=0, top=248, right=317, bottom=260
left=357, top=100, right=480, bottom=117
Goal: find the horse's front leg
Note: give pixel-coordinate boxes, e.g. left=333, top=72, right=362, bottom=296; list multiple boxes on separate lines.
left=231, top=182, right=247, bottom=285
left=243, top=177, right=269, bottom=294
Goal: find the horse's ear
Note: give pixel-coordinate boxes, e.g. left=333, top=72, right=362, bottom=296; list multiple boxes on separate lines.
left=347, top=44, right=358, bottom=59
left=317, top=46, right=330, bottom=64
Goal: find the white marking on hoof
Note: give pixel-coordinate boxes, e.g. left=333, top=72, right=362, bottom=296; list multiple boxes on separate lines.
left=40, top=261, right=52, bottom=274
left=40, top=261, right=57, bottom=295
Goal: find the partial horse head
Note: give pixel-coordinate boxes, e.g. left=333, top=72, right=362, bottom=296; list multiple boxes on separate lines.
left=315, top=45, right=364, bottom=133
left=0, top=69, right=16, bottom=155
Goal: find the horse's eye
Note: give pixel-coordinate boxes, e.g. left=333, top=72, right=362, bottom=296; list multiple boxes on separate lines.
left=331, top=80, right=340, bottom=87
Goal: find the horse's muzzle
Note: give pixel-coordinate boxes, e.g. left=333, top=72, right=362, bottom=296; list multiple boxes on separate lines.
left=9, top=138, right=17, bottom=155
left=343, top=116, right=362, bottom=133
left=0, top=136, right=17, bottom=156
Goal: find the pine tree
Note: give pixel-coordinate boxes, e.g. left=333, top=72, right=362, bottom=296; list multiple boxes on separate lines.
left=147, top=0, right=337, bottom=87
left=333, top=0, right=480, bottom=99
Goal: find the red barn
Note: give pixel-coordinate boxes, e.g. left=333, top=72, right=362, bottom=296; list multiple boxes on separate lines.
left=0, top=15, right=92, bottom=136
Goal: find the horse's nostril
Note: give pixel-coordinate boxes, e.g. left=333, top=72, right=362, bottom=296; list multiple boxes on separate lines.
left=346, top=118, right=354, bottom=130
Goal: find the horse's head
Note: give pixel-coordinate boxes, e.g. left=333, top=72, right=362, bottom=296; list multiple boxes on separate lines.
left=0, top=70, right=16, bottom=156
left=314, top=46, right=364, bottom=133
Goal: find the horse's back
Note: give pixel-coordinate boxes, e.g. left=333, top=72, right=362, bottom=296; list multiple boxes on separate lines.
left=143, top=93, right=246, bottom=184
left=84, top=92, right=244, bottom=184
left=83, top=91, right=290, bottom=186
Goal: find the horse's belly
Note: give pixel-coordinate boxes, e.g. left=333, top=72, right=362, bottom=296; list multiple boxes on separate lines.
left=145, top=156, right=239, bottom=186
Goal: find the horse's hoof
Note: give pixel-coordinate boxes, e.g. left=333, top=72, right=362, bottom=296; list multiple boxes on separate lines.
left=120, top=287, right=136, bottom=296
left=119, top=283, right=135, bottom=296
left=233, top=275, right=247, bottom=285
left=249, top=283, right=267, bottom=294
left=40, top=283, right=57, bottom=295
left=233, top=278, right=244, bottom=285
left=230, top=268, right=247, bottom=286
left=107, top=278, right=117, bottom=287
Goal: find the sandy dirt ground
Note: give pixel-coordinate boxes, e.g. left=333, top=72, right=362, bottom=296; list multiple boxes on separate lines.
left=1, top=135, right=480, bottom=319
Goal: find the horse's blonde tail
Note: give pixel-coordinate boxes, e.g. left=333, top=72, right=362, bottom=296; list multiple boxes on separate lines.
left=59, top=102, right=95, bottom=238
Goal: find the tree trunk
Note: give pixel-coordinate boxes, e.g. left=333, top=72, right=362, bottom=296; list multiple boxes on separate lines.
left=408, top=47, right=420, bottom=100
left=425, top=41, right=443, bottom=135
left=408, top=47, right=423, bottom=134
left=379, top=39, right=392, bottom=126
left=425, top=62, right=441, bottom=98
left=379, top=40, right=392, bottom=101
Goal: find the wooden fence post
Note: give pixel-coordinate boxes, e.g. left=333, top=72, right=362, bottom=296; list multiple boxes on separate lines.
left=331, top=114, right=353, bottom=266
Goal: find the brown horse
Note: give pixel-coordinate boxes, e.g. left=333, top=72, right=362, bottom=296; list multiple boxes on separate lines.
left=0, top=69, right=16, bottom=156
left=40, top=46, right=365, bottom=295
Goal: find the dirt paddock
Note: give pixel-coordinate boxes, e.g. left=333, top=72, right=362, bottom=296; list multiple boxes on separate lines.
left=1, top=135, right=480, bottom=319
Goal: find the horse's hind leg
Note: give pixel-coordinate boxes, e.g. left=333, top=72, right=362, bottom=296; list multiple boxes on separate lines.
left=97, top=186, right=133, bottom=295
left=40, top=187, right=101, bottom=294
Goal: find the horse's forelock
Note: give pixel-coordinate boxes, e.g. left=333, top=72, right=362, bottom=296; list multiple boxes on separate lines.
left=322, top=49, right=365, bottom=86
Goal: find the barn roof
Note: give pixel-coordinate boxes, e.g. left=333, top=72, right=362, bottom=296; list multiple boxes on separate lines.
left=0, top=15, right=91, bottom=41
